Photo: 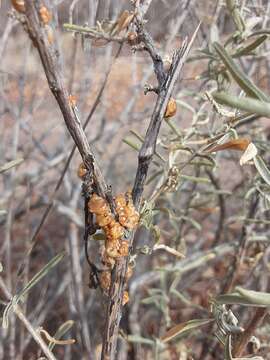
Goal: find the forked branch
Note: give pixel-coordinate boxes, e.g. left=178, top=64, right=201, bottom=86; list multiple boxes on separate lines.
left=20, top=1, right=199, bottom=359
left=101, top=17, right=200, bottom=359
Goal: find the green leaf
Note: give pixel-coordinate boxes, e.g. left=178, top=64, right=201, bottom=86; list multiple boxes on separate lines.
left=161, top=318, right=214, bottom=343
left=212, top=92, right=270, bottom=118
left=213, top=42, right=269, bottom=101
left=254, top=155, right=270, bottom=186
left=0, top=158, right=24, bottom=174
left=215, top=286, right=270, bottom=307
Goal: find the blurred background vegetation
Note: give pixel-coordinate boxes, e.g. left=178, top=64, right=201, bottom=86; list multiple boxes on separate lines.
left=0, top=0, right=270, bottom=359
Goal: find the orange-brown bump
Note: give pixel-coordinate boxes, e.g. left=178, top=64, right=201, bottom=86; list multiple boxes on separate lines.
left=88, top=194, right=110, bottom=215
left=164, top=98, right=177, bottom=118
left=101, top=250, right=116, bottom=269
left=128, top=214, right=140, bottom=229
left=106, top=239, right=121, bottom=258
left=122, top=291, right=129, bottom=305
left=115, top=192, right=139, bottom=229
left=115, top=194, right=126, bottom=210
left=105, top=220, right=124, bottom=240
left=96, top=213, right=114, bottom=227
left=127, top=31, right=139, bottom=46
left=125, top=265, right=133, bottom=281
left=99, top=271, right=111, bottom=292
left=118, top=240, right=129, bottom=257
left=77, top=162, right=87, bottom=179
left=39, top=5, right=52, bottom=25
left=11, top=0, right=25, bottom=13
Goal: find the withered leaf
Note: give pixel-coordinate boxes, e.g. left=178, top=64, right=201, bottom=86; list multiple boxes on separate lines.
left=113, top=10, right=134, bottom=35
left=205, top=138, right=250, bottom=153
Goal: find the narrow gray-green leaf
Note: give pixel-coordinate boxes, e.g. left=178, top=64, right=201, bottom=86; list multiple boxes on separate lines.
left=226, top=0, right=245, bottom=33
left=224, top=335, right=233, bottom=360
left=213, top=92, right=270, bottom=118
left=161, top=318, right=214, bottom=343
left=215, top=287, right=270, bottom=307
left=17, top=252, right=65, bottom=301
left=181, top=175, right=211, bottom=183
left=127, top=335, right=156, bottom=346
left=254, top=155, right=270, bottom=186
left=146, top=170, right=163, bottom=185
left=141, top=295, right=162, bottom=305
left=236, top=287, right=270, bottom=306
left=0, top=158, right=24, bottom=174
left=181, top=216, right=202, bottom=231
left=236, top=357, right=264, bottom=359
left=48, top=320, right=74, bottom=351
left=130, top=129, right=144, bottom=143
left=123, top=138, right=140, bottom=152
left=232, top=35, right=267, bottom=58
left=213, top=42, right=269, bottom=101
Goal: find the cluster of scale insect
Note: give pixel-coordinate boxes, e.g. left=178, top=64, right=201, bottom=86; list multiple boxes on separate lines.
left=78, top=163, right=139, bottom=305
left=88, top=193, right=131, bottom=259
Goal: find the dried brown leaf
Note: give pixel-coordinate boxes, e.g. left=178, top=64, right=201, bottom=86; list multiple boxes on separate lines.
left=206, top=138, right=250, bottom=153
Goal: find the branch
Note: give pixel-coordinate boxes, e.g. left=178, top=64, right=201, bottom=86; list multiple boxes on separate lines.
left=132, top=23, right=200, bottom=206
left=233, top=307, right=268, bottom=357
left=24, top=0, right=108, bottom=197
left=63, top=23, right=125, bottom=43
left=16, top=43, right=122, bottom=277
left=101, top=21, right=200, bottom=360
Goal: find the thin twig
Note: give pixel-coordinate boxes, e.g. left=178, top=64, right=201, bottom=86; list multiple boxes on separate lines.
left=16, top=23, right=122, bottom=277
left=222, top=193, right=259, bottom=293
